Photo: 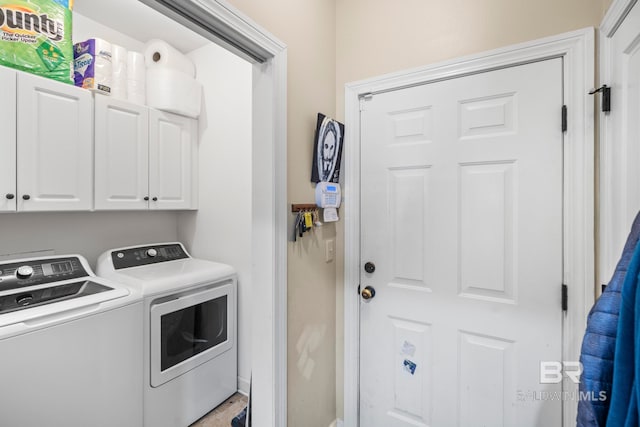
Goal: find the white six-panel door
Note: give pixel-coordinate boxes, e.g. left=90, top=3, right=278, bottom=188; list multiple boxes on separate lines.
left=17, top=73, right=93, bottom=211
left=0, top=67, right=16, bottom=212
left=94, top=95, right=150, bottom=210
left=149, top=110, right=196, bottom=210
left=359, top=58, right=564, bottom=427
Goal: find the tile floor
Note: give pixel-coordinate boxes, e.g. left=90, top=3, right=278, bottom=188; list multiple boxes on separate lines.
left=190, top=393, right=248, bottom=427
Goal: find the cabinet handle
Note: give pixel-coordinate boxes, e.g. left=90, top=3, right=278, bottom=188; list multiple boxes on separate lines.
left=152, top=197, right=158, bottom=202
left=5, top=194, right=14, bottom=200
left=22, top=195, right=30, bottom=201
left=144, top=196, right=149, bottom=201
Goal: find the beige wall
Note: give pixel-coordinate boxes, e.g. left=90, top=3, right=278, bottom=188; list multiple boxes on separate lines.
left=225, top=1, right=338, bottom=426
left=336, top=0, right=607, bottom=119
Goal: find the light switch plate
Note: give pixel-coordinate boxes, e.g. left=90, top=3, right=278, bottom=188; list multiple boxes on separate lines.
left=325, top=239, right=335, bottom=263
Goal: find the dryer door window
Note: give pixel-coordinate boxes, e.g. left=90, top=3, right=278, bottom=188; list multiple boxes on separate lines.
left=150, top=280, right=235, bottom=387
left=160, top=295, right=227, bottom=371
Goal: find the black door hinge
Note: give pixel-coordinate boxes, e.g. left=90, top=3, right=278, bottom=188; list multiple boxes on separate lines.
left=589, top=85, right=611, bottom=112
left=562, top=284, right=568, bottom=312
left=561, top=105, right=568, bottom=132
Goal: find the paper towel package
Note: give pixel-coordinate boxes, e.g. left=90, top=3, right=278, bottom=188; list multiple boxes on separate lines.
left=111, top=44, right=128, bottom=100
left=0, top=0, right=74, bottom=84
left=74, top=38, right=112, bottom=94
left=145, top=39, right=196, bottom=77
left=147, top=67, right=202, bottom=118
left=127, top=51, right=145, bottom=104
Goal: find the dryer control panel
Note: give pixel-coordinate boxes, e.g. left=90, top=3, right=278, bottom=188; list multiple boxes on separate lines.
left=111, top=244, right=189, bottom=270
left=0, top=257, right=88, bottom=291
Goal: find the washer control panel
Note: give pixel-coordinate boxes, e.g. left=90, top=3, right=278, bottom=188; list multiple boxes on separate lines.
left=111, top=244, right=188, bottom=270
left=0, top=257, right=88, bottom=291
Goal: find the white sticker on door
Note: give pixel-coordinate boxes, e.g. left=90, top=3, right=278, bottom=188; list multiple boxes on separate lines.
left=401, top=340, right=417, bottom=357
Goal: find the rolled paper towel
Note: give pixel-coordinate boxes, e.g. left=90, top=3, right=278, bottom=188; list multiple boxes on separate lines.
left=74, top=38, right=112, bottom=95
left=127, top=79, right=146, bottom=105
left=145, top=39, right=195, bottom=78
left=146, top=68, right=202, bottom=118
left=127, top=51, right=145, bottom=80
left=127, top=51, right=146, bottom=105
left=111, top=44, right=128, bottom=100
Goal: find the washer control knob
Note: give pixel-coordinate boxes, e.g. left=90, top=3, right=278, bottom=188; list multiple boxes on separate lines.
left=16, top=266, right=34, bottom=279
left=146, top=249, right=158, bottom=258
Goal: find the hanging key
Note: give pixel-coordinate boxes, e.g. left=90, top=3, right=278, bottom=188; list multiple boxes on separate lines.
left=304, top=212, right=313, bottom=230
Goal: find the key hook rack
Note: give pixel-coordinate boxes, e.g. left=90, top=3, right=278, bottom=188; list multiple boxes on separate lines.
left=291, top=204, right=318, bottom=213
left=291, top=204, right=320, bottom=241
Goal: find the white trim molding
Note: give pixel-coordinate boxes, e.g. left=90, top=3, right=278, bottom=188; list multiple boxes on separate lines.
left=598, top=0, right=637, bottom=293
left=343, top=28, right=595, bottom=427
left=144, top=1, right=289, bottom=426
left=600, top=0, right=637, bottom=37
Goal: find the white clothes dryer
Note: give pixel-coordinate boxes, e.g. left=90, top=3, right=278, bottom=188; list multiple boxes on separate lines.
left=96, top=242, right=237, bottom=427
left=0, top=254, right=143, bottom=427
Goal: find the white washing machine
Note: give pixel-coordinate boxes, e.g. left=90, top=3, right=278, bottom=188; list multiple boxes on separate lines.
left=96, top=242, right=237, bottom=427
left=0, top=254, right=143, bottom=427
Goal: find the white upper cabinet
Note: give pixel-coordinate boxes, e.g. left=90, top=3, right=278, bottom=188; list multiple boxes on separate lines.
left=94, top=95, right=150, bottom=210
left=95, top=99, right=198, bottom=211
left=149, top=110, right=197, bottom=210
left=17, top=72, right=93, bottom=211
left=2, top=66, right=198, bottom=213
left=0, top=67, right=16, bottom=212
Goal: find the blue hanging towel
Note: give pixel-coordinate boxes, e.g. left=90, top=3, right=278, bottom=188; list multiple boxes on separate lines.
left=607, top=234, right=640, bottom=426
left=577, top=212, right=640, bottom=427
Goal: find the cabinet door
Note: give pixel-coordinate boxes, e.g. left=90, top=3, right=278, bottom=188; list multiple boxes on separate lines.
left=0, top=67, right=16, bottom=212
left=17, top=73, right=93, bottom=211
left=149, top=110, right=196, bottom=210
left=95, top=95, right=149, bottom=210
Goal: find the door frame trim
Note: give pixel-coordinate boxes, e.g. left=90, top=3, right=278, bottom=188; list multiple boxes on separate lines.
left=343, top=28, right=594, bottom=427
left=598, top=0, right=636, bottom=295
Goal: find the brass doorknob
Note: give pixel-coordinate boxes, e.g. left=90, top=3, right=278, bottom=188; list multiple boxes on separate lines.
left=361, top=286, right=376, bottom=300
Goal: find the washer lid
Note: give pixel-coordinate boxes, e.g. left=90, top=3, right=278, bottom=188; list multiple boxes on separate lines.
left=0, top=254, right=138, bottom=331
left=0, top=280, right=115, bottom=315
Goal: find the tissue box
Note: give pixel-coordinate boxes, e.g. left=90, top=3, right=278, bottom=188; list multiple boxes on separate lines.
left=73, top=38, right=113, bottom=94
left=0, top=0, right=74, bottom=83
left=73, top=39, right=113, bottom=95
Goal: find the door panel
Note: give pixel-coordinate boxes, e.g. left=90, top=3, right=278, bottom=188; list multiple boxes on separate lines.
left=360, top=58, right=563, bottom=427
left=94, top=96, right=149, bottom=210
left=149, top=110, right=195, bottom=210
left=459, top=161, right=516, bottom=301
left=17, top=73, right=93, bottom=211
